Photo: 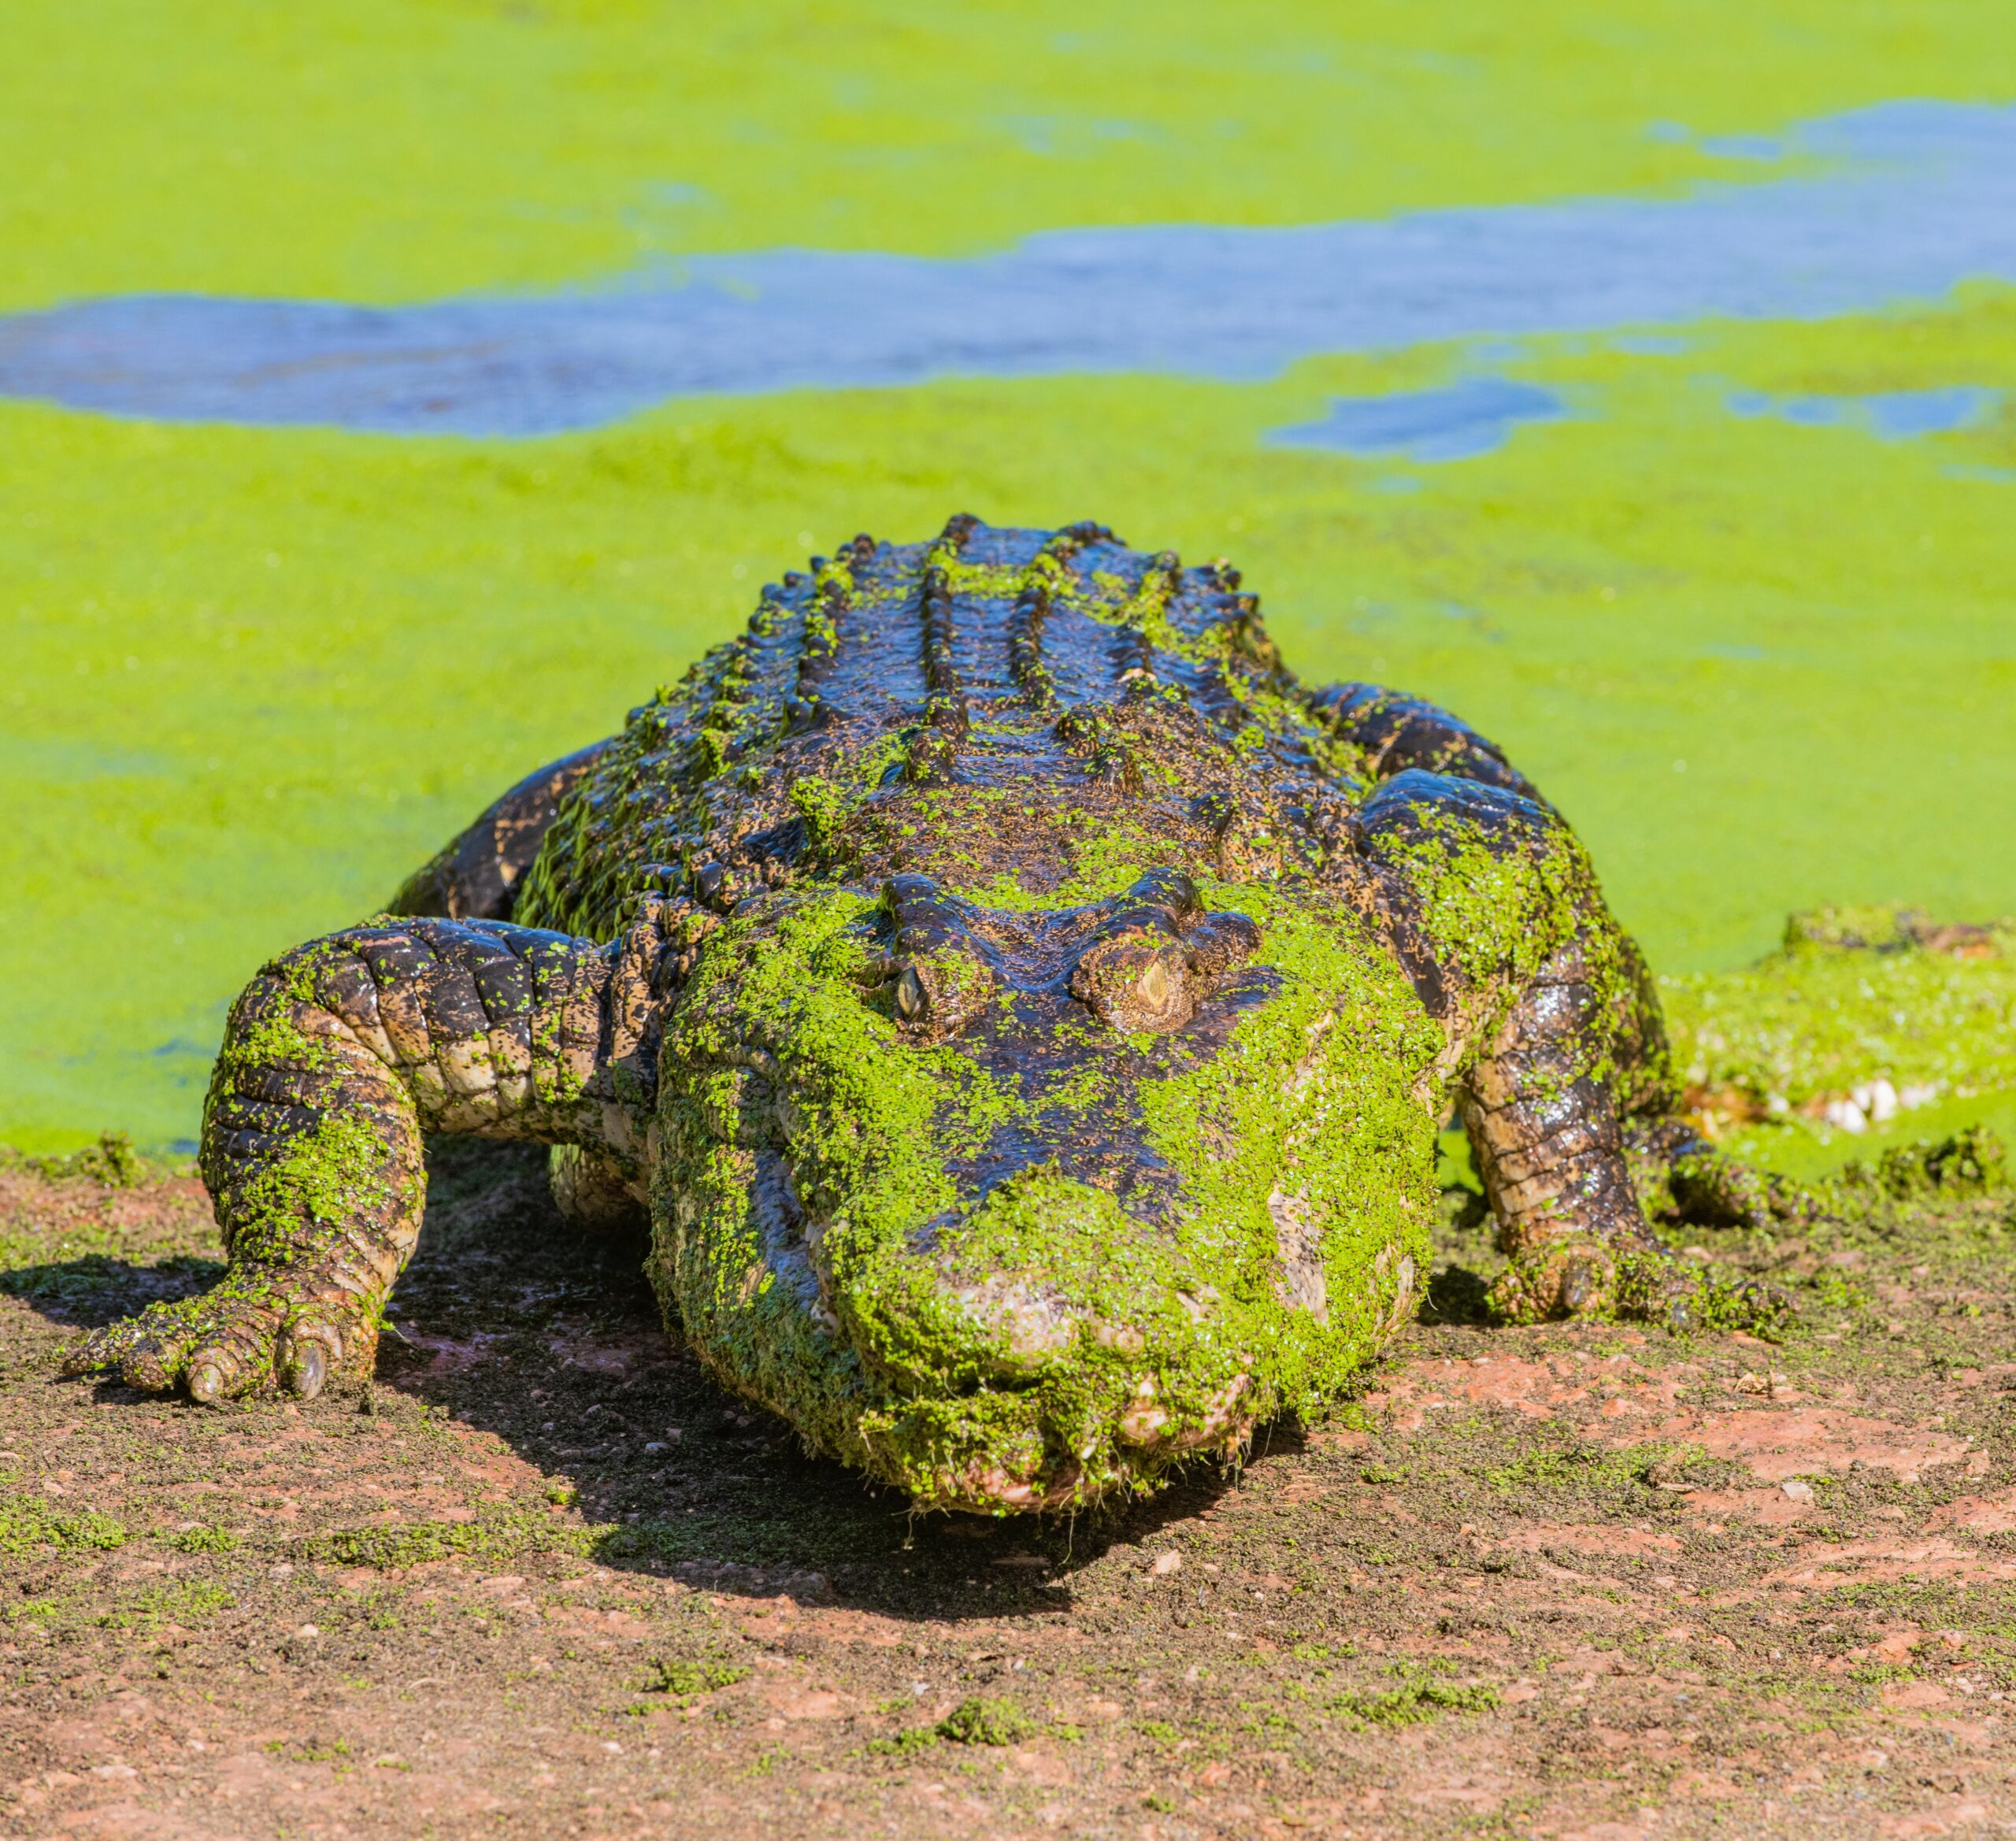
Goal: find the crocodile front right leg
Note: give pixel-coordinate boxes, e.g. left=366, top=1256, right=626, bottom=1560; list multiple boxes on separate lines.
left=65, top=909, right=674, bottom=1402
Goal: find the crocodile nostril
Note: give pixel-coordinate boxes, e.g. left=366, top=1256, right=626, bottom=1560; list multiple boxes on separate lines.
left=1071, top=934, right=1195, bottom=1033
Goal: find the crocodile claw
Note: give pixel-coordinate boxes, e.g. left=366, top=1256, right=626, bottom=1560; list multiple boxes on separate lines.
left=1489, top=1236, right=1795, bottom=1335
left=65, top=1285, right=378, bottom=1404
left=187, top=1358, right=227, bottom=1405
left=1558, top=1253, right=1602, bottom=1315
left=278, top=1332, right=328, bottom=1401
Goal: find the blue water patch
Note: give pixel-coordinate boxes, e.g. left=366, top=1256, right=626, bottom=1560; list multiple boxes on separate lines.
left=1728, top=384, right=2000, bottom=437
left=1, top=99, right=2014, bottom=436
left=1269, top=377, right=1567, bottom=461
left=1695, top=133, right=1787, bottom=163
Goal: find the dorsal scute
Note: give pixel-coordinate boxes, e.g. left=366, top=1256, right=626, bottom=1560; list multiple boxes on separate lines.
left=685, top=513, right=1325, bottom=787
left=517, top=518, right=1355, bottom=940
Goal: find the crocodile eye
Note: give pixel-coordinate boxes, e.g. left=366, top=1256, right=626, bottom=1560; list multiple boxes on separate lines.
left=889, top=952, right=995, bottom=1038
left=1069, top=898, right=1261, bottom=1035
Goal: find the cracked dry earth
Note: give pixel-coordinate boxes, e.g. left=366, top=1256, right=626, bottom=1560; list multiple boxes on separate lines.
left=7, top=1141, right=2016, bottom=1841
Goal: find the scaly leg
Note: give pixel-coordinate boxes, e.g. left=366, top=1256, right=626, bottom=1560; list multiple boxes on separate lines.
left=1357, top=769, right=1784, bottom=1328
left=1308, top=680, right=1545, bottom=804
left=1457, top=929, right=1674, bottom=1317
left=1315, top=685, right=1817, bottom=1254
left=66, top=906, right=681, bottom=1401
left=384, top=739, right=659, bottom=1238
left=387, top=740, right=611, bottom=923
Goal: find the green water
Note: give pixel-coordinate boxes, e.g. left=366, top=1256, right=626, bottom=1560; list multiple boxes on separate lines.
left=4, top=5, right=2015, bottom=1150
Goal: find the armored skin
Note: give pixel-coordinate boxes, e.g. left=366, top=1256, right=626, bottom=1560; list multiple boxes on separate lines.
left=71, top=517, right=1789, bottom=1513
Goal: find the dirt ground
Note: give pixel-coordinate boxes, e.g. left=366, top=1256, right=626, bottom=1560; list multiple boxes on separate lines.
left=6, top=1138, right=2016, bottom=1841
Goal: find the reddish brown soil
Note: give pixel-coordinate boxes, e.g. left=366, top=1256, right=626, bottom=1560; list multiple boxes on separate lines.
left=5, top=1141, right=2016, bottom=1840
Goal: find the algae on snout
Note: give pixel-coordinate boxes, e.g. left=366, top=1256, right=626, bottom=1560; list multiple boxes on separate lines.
left=647, top=877, right=1444, bottom=1513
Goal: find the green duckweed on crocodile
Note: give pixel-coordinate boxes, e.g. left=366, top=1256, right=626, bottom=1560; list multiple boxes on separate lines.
left=69, top=516, right=1809, bottom=1514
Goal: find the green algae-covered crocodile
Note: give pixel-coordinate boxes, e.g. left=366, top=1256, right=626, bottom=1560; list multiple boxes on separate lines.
left=70, top=517, right=1794, bottom=1513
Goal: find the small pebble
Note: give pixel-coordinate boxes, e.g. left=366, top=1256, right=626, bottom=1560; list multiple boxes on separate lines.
left=1781, top=1480, right=1814, bottom=1502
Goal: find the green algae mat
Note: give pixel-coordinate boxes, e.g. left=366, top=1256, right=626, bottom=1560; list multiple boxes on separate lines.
left=3, top=3, right=2015, bottom=1174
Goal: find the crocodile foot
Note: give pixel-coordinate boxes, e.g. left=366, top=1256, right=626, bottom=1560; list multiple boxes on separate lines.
left=1626, top=1120, right=1828, bottom=1232
left=62, top=1268, right=380, bottom=1403
left=1489, top=1236, right=1792, bottom=1335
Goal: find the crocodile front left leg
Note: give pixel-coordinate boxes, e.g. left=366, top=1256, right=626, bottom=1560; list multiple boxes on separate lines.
left=1357, top=769, right=1784, bottom=1329
left=65, top=909, right=676, bottom=1401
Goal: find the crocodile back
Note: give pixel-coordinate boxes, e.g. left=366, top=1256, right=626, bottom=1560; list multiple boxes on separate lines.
left=513, top=516, right=1362, bottom=939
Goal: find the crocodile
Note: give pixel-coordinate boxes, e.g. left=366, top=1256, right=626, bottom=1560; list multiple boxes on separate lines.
left=69, top=516, right=1795, bottom=1513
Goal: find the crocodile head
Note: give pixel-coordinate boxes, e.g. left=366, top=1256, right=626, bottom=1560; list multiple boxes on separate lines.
left=652, top=869, right=1439, bottom=1513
